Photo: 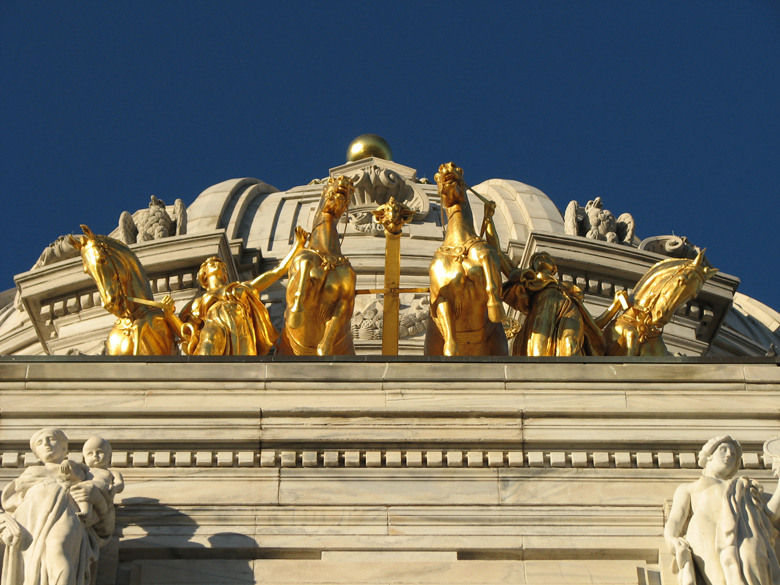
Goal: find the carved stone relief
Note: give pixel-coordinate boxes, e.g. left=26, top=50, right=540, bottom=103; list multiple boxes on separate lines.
left=351, top=295, right=429, bottom=341
left=113, top=195, right=187, bottom=245
left=564, top=196, right=635, bottom=245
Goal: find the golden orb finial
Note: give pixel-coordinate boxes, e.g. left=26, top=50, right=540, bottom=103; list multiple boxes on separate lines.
left=346, top=134, right=393, bottom=162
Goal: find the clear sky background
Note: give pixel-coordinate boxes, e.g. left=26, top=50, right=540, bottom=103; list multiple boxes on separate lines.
left=2, top=2, right=778, bottom=308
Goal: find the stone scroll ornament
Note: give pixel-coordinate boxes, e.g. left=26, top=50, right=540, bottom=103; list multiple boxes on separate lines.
left=425, top=163, right=508, bottom=356
left=664, top=436, right=780, bottom=585
left=277, top=176, right=358, bottom=356
left=1, top=429, right=123, bottom=585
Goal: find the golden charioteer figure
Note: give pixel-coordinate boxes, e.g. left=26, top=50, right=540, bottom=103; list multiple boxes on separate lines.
left=163, top=226, right=308, bottom=356
left=425, top=162, right=508, bottom=356
left=502, top=251, right=606, bottom=356
left=497, top=249, right=717, bottom=357
left=277, top=176, right=357, bottom=356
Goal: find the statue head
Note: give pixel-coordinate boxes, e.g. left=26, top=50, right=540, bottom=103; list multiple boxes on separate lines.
left=321, top=176, right=354, bottom=218
left=197, top=257, right=229, bottom=289
left=434, top=162, right=466, bottom=207
left=531, top=251, right=558, bottom=276
left=30, top=427, right=69, bottom=464
left=83, top=436, right=112, bottom=469
left=70, top=225, right=136, bottom=318
left=698, top=435, right=742, bottom=479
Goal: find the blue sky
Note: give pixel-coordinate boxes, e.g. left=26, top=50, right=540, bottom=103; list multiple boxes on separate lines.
left=2, top=2, right=778, bottom=308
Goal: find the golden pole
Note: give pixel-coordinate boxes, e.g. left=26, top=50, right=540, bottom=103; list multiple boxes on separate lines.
left=382, top=231, right=402, bottom=355
left=371, top=197, right=415, bottom=356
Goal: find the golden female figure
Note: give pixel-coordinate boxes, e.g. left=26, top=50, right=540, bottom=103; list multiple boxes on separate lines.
left=277, top=176, right=357, bottom=356
left=170, top=227, right=307, bottom=355
left=425, top=163, right=508, bottom=356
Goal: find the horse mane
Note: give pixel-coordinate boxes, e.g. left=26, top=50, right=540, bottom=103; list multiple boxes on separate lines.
left=631, top=257, right=708, bottom=310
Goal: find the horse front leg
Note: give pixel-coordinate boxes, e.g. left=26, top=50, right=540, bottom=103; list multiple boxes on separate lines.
left=317, top=297, right=352, bottom=356
left=477, top=249, right=506, bottom=323
left=436, top=299, right=458, bottom=356
left=607, top=322, right=637, bottom=357
left=288, top=256, right=313, bottom=329
left=131, top=320, right=142, bottom=356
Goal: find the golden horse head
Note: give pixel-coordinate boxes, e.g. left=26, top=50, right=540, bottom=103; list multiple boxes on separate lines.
left=319, top=175, right=355, bottom=219
left=434, top=162, right=467, bottom=208
left=69, top=225, right=154, bottom=320
left=632, top=249, right=718, bottom=327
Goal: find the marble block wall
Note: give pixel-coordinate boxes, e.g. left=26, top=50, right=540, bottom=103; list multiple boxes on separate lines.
left=1, top=356, right=779, bottom=584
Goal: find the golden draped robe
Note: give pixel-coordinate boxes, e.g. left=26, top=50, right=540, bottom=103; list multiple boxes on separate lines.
left=181, top=282, right=278, bottom=356
left=503, top=269, right=604, bottom=357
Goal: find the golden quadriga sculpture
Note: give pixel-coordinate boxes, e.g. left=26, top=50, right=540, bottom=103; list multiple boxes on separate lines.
left=71, top=225, right=178, bottom=355
left=425, top=163, right=508, bottom=356
left=165, top=227, right=307, bottom=355
left=599, top=250, right=717, bottom=356
left=277, top=176, right=357, bottom=356
left=502, top=251, right=605, bottom=356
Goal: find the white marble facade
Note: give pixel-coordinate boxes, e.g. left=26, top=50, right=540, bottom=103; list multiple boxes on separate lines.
left=2, top=359, right=780, bottom=584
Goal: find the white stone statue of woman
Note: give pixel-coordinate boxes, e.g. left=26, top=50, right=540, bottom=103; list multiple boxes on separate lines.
left=664, top=435, right=780, bottom=585
left=0, top=428, right=114, bottom=585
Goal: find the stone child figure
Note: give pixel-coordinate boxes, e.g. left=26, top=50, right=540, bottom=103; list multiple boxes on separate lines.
left=1, top=428, right=115, bottom=585
left=664, top=436, right=780, bottom=585
left=60, top=437, right=125, bottom=520
left=82, top=436, right=124, bottom=502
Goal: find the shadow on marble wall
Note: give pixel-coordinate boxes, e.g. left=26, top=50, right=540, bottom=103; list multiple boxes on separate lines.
left=114, top=498, right=256, bottom=585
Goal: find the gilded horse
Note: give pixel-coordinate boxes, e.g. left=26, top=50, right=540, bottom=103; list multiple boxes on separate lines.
left=277, top=176, right=357, bottom=356
left=425, top=163, right=508, bottom=356
left=602, top=250, right=717, bottom=356
left=70, top=225, right=177, bottom=355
